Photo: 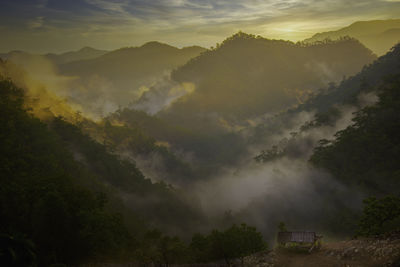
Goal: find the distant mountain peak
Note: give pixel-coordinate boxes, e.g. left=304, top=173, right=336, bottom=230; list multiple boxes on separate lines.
left=141, top=41, right=175, bottom=49
left=181, top=45, right=205, bottom=50
left=304, top=19, right=400, bottom=55
left=78, top=46, right=98, bottom=52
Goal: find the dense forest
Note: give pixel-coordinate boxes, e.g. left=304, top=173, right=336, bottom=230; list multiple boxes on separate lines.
left=163, top=32, right=376, bottom=129
left=0, top=76, right=270, bottom=266
left=1, top=27, right=400, bottom=266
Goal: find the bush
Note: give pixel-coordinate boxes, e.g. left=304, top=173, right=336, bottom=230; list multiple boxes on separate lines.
left=357, top=195, right=400, bottom=236
left=191, top=223, right=267, bottom=264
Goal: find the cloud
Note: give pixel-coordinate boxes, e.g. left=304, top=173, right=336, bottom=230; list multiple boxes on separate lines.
left=1, top=0, right=400, bottom=52
left=190, top=101, right=365, bottom=239
left=130, top=76, right=196, bottom=115
left=27, top=16, right=45, bottom=29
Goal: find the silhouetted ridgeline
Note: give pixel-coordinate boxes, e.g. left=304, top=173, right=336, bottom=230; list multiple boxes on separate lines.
left=304, top=19, right=400, bottom=55
left=1, top=30, right=400, bottom=266
left=161, top=32, right=375, bottom=131
left=58, top=42, right=206, bottom=113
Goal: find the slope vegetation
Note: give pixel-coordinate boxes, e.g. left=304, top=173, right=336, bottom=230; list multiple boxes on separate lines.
left=59, top=42, right=206, bottom=113
left=161, top=32, right=376, bottom=131
left=305, top=19, right=400, bottom=55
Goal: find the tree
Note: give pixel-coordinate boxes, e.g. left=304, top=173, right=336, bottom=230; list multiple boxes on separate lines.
left=0, top=79, right=134, bottom=265
left=357, top=196, right=400, bottom=236
left=310, top=74, right=400, bottom=194
left=190, top=223, right=267, bottom=265
left=278, top=222, right=287, bottom=232
left=135, top=230, right=191, bottom=266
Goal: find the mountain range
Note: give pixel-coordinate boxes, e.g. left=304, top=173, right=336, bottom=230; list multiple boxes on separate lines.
left=1, top=21, right=400, bottom=265
left=159, top=32, right=376, bottom=132
left=304, top=19, right=400, bottom=55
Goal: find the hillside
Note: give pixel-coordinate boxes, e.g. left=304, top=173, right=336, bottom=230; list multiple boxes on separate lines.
left=0, top=47, right=108, bottom=65
left=239, top=45, right=400, bottom=241
left=2, top=0, right=400, bottom=264
left=0, top=72, right=207, bottom=265
left=253, top=42, right=400, bottom=146
left=106, top=108, right=248, bottom=179
left=44, top=46, right=108, bottom=64
left=1, top=30, right=399, bottom=267
left=252, top=44, right=400, bottom=196
left=58, top=42, right=206, bottom=115
left=107, top=33, right=381, bottom=181
left=160, top=32, right=376, bottom=132
left=304, top=19, right=400, bottom=55
left=310, top=68, right=400, bottom=195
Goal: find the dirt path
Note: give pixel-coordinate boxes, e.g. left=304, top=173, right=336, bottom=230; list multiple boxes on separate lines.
left=275, top=246, right=377, bottom=267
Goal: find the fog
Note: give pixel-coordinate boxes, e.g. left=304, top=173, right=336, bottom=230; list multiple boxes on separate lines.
left=189, top=101, right=368, bottom=240
left=130, top=75, right=196, bottom=115
left=0, top=36, right=382, bottom=243
left=0, top=53, right=197, bottom=120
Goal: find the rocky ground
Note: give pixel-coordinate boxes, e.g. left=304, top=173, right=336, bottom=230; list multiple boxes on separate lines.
left=241, top=232, right=400, bottom=267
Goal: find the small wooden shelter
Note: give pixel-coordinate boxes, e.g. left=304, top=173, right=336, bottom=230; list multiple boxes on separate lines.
left=277, top=231, right=322, bottom=252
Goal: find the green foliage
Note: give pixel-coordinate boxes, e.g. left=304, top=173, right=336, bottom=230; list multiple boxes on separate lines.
left=99, top=114, right=195, bottom=185
left=255, top=145, right=282, bottom=163
left=48, top=116, right=203, bottom=233
left=278, top=222, right=287, bottom=232
left=0, top=79, right=134, bottom=265
left=0, top=234, right=36, bottom=267
left=310, top=73, right=400, bottom=194
left=299, top=43, right=400, bottom=115
left=50, top=117, right=151, bottom=191
left=168, top=32, right=375, bottom=123
left=190, top=224, right=267, bottom=264
left=108, top=107, right=248, bottom=181
left=0, top=78, right=208, bottom=266
left=58, top=42, right=205, bottom=114
left=135, top=229, right=191, bottom=265
left=357, top=196, right=400, bottom=236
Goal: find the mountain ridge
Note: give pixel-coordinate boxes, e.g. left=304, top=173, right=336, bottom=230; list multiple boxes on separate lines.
left=159, top=32, right=376, bottom=132
left=304, top=19, right=400, bottom=55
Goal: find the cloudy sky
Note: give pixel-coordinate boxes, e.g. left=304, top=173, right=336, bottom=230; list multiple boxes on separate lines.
left=1, top=0, right=400, bottom=53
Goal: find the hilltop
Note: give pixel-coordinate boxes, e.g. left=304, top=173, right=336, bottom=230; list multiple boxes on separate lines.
left=44, top=46, right=108, bottom=64
left=304, top=19, right=400, bottom=55
left=58, top=42, right=206, bottom=115
left=160, top=32, right=376, bottom=131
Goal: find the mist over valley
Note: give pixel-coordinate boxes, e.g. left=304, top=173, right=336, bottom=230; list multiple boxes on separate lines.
left=1, top=3, right=400, bottom=265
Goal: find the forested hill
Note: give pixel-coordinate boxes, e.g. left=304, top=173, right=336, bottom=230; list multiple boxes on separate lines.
left=58, top=42, right=206, bottom=112
left=310, top=69, right=400, bottom=195
left=254, top=43, right=400, bottom=196
left=298, top=43, right=400, bottom=114
left=0, top=47, right=108, bottom=65
left=0, top=75, right=269, bottom=265
left=304, top=19, right=400, bottom=55
left=0, top=75, right=204, bottom=265
left=160, top=32, right=375, bottom=130
left=1, top=32, right=399, bottom=266
left=60, top=42, right=206, bottom=79
left=44, top=46, right=108, bottom=64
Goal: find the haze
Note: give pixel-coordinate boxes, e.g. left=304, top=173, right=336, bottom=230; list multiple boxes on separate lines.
left=1, top=1, right=400, bottom=266
left=1, top=0, right=400, bottom=53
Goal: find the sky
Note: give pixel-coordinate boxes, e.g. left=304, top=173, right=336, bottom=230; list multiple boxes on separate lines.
left=1, top=0, right=400, bottom=53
